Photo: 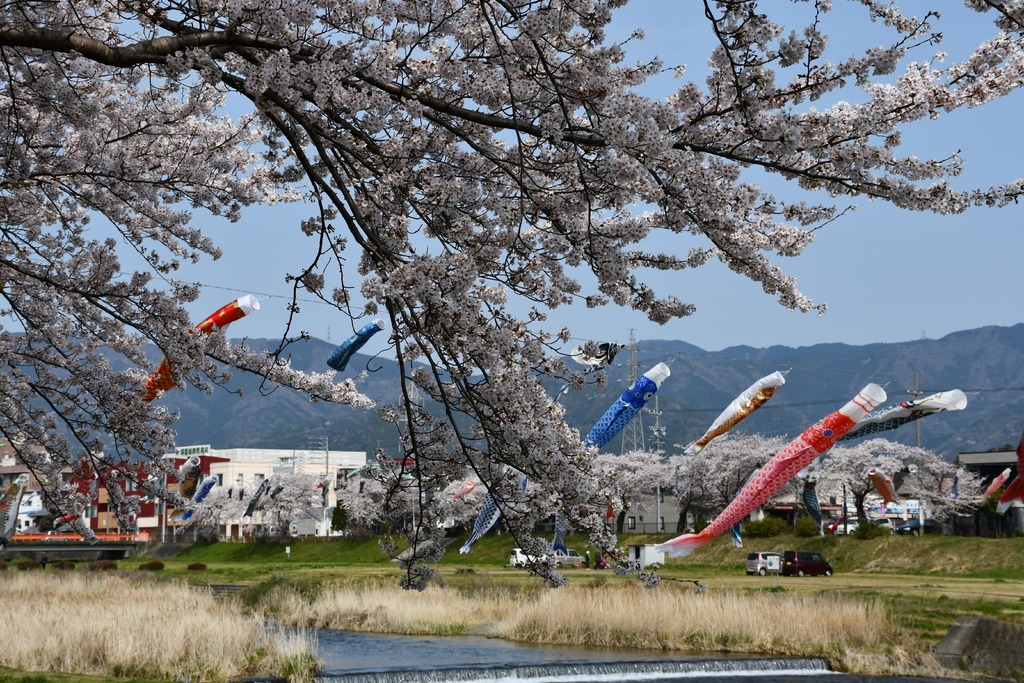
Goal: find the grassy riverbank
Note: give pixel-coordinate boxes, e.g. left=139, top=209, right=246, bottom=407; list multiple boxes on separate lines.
left=175, top=530, right=1024, bottom=680
left=4, top=531, right=1024, bottom=682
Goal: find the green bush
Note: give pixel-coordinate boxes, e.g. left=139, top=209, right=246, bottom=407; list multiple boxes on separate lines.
left=138, top=560, right=165, bottom=571
left=88, top=559, right=118, bottom=571
left=853, top=521, right=889, bottom=539
left=743, top=517, right=789, bottom=538
left=15, top=560, right=42, bottom=570
left=794, top=516, right=821, bottom=537
left=52, top=559, right=76, bottom=570
left=187, top=562, right=208, bottom=571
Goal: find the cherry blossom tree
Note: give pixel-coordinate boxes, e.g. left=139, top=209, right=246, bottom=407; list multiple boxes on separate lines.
left=2, top=1, right=1023, bottom=583
left=593, top=449, right=672, bottom=533
left=189, top=471, right=326, bottom=540
left=899, top=454, right=984, bottom=521
left=335, top=462, right=396, bottom=536
left=666, top=450, right=718, bottom=533
left=666, top=432, right=786, bottom=531
left=816, top=438, right=983, bottom=522
left=815, top=440, right=907, bottom=520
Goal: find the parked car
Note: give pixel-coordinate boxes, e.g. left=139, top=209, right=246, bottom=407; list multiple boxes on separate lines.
left=895, top=519, right=938, bottom=536
left=551, top=549, right=584, bottom=567
left=508, top=548, right=542, bottom=567
left=829, top=517, right=859, bottom=535
left=745, top=551, right=783, bottom=576
left=781, top=550, right=833, bottom=577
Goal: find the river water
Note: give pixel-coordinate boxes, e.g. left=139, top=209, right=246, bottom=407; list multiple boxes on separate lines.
left=313, top=630, right=964, bottom=683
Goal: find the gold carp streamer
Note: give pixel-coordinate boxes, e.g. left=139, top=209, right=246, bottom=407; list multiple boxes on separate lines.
left=684, top=371, right=786, bottom=455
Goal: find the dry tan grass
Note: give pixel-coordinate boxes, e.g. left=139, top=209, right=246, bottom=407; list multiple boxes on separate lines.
left=269, top=578, right=523, bottom=634
left=488, top=583, right=887, bottom=657
left=1, top=571, right=980, bottom=681
left=270, top=578, right=893, bottom=662
left=0, top=572, right=317, bottom=682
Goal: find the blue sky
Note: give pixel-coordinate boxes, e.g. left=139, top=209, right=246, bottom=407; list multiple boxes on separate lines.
left=175, top=2, right=1023, bottom=357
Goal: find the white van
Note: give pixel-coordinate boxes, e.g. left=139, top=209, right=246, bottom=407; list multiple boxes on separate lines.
left=509, top=548, right=583, bottom=568
left=745, top=551, right=782, bottom=575
left=508, top=548, right=542, bottom=567
left=550, top=549, right=584, bottom=567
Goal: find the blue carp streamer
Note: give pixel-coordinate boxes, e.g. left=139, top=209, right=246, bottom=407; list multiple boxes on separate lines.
left=802, top=480, right=823, bottom=532
left=551, top=513, right=571, bottom=554
left=583, top=363, right=670, bottom=449
left=327, top=319, right=385, bottom=372
left=460, top=492, right=500, bottom=554
left=181, top=475, right=218, bottom=522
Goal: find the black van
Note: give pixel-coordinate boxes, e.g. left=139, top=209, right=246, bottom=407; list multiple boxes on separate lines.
left=781, top=550, right=833, bottom=577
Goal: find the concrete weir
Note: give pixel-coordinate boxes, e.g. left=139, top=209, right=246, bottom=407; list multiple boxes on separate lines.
left=935, top=616, right=1024, bottom=678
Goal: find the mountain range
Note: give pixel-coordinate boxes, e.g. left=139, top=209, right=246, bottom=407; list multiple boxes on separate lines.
left=160, top=323, right=1024, bottom=460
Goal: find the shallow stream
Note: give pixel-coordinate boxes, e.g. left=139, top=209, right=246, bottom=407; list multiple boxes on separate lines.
left=313, top=629, right=961, bottom=683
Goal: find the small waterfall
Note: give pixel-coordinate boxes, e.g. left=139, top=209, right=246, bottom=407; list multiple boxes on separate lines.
left=315, top=656, right=835, bottom=683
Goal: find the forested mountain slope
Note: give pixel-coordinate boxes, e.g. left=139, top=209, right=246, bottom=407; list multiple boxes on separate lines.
left=162, top=324, right=1024, bottom=459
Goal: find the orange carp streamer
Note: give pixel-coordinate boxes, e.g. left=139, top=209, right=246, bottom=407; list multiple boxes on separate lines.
left=867, top=467, right=901, bottom=506
left=143, top=295, right=260, bottom=401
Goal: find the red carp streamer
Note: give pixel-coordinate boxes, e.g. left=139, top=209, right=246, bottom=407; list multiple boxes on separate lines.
left=143, top=295, right=259, bottom=401
left=656, top=384, right=886, bottom=558
left=996, top=431, right=1024, bottom=514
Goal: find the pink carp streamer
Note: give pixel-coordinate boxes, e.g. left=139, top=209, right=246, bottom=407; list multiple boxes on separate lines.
left=143, top=295, right=260, bottom=401
left=656, top=384, right=886, bottom=558
left=984, top=467, right=1011, bottom=498
left=452, top=480, right=476, bottom=499
left=996, top=431, right=1024, bottom=514
left=867, top=467, right=901, bottom=506
left=684, top=371, right=785, bottom=455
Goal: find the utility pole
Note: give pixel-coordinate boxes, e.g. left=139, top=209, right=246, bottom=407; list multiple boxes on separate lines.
left=316, top=428, right=331, bottom=537
left=620, top=329, right=646, bottom=453
left=908, top=372, right=921, bottom=448
left=650, top=395, right=667, bottom=532
left=649, top=395, right=666, bottom=454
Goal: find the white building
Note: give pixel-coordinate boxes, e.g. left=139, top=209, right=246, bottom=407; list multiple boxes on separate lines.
left=15, top=491, right=46, bottom=533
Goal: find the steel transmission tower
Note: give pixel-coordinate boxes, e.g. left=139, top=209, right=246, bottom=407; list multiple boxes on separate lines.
left=620, top=330, right=646, bottom=453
